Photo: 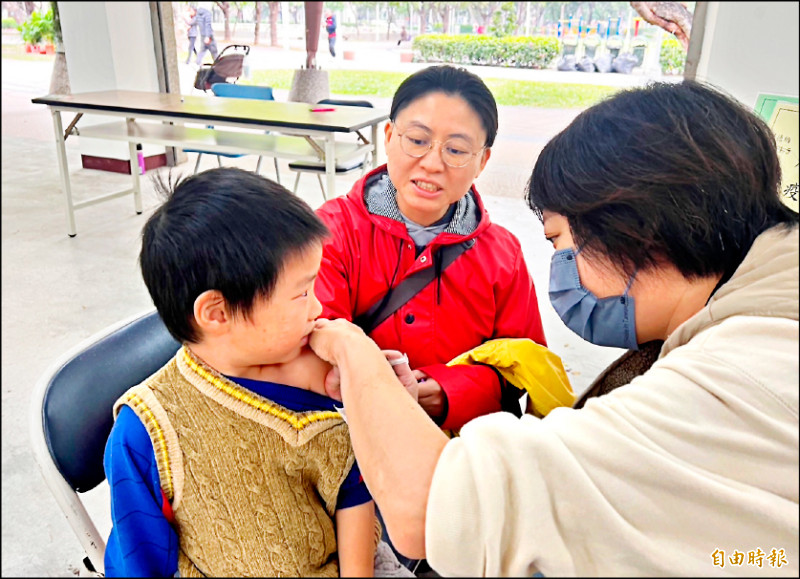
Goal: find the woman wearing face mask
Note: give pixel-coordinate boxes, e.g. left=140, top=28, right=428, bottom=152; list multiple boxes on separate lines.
left=309, top=80, right=799, bottom=576
left=315, top=65, right=568, bottom=434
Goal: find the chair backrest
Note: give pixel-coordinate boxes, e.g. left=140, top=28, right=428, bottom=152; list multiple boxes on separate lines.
left=211, top=82, right=274, bottom=101
left=317, top=98, right=374, bottom=108
left=30, top=309, right=180, bottom=574
left=34, top=309, right=181, bottom=493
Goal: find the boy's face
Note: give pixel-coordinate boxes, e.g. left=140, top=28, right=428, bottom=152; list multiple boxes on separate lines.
left=227, top=242, right=324, bottom=367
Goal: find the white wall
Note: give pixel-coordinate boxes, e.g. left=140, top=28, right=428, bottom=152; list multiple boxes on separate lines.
left=695, top=2, right=799, bottom=107
left=58, top=2, right=163, bottom=160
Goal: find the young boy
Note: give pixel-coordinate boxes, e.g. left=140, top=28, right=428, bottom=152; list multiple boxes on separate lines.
left=103, top=168, right=380, bottom=577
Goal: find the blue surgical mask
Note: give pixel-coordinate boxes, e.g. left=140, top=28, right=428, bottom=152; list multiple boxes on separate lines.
left=548, top=247, right=638, bottom=351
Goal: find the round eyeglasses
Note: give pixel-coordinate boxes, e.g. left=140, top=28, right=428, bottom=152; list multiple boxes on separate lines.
left=393, top=124, right=485, bottom=168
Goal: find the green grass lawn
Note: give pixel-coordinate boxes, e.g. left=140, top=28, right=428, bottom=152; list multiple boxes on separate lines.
left=249, top=68, right=622, bottom=108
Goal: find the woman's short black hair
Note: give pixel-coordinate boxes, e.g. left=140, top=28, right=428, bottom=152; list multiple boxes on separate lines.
left=526, top=80, right=798, bottom=280
left=389, top=65, right=499, bottom=148
left=140, top=167, right=329, bottom=344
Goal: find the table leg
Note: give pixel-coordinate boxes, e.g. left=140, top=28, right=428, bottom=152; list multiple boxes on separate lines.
left=325, top=136, right=336, bottom=199
left=126, top=119, right=143, bottom=214
left=50, top=110, right=77, bottom=237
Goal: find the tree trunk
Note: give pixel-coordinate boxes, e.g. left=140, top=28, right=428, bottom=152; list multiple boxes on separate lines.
left=630, top=1, right=692, bottom=50
left=386, top=4, right=395, bottom=39
left=214, top=1, right=231, bottom=42
left=586, top=2, right=595, bottom=27
left=254, top=1, right=263, bottom=45
left=304, top=1, right=323, bottom=69
left=48, top=1, right=68, bottom=94
left=6, top=2, right=28, bottom=23
left=49, top=50, right=70, bottom=94
left=348, top=3, right=360, bottom=37
left=269, top=2, right=280, bottom=46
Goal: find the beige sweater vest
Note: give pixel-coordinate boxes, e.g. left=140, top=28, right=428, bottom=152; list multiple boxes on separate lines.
left=114, top=346, right=357, bottom=577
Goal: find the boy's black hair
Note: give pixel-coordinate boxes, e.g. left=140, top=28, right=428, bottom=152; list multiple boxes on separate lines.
left=526, top=80, right=798, bottom=281
left=389, top=65, right=499, bottom=148
left=140, top=167, right=329, bottom=343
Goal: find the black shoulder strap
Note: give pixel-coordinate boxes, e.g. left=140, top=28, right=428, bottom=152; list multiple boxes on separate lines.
left=353, top=239, right=475, bottom=334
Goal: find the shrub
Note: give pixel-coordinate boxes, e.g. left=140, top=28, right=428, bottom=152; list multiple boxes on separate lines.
left=660, top=36, right=686, bottom=75
left=2, top=17, right=18, bottom=29
left=412, top=34, right=560, bottom=69
left=17, top=8, right=54, bottom=46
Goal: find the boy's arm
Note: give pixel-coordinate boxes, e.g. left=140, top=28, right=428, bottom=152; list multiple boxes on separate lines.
left=335, top=500, right=376, bottom=578
left=104, top=406, right=179, bottom=577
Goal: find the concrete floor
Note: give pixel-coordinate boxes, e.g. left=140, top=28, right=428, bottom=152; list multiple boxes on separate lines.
left=1, top=49, right=640, bottom=576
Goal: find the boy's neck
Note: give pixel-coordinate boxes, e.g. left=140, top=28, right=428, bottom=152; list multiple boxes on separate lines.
left=186, top=344, right=331, bottom=397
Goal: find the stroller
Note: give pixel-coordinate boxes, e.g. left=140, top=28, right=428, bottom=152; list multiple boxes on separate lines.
left=193, top=44, right=250, bottom=92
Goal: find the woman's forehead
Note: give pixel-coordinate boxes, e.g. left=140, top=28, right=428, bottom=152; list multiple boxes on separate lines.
left=396, top=93, right=485, bottom=137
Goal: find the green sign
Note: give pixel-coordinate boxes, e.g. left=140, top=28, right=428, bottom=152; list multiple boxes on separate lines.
left=755, top=93, right=799, bottom=213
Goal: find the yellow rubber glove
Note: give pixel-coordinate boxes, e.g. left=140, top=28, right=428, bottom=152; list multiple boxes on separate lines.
left=448, top=338, right=574, bottom=417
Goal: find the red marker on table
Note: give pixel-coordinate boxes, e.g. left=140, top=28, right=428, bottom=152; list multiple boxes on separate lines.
left=310, top=107, right=336, bottom=112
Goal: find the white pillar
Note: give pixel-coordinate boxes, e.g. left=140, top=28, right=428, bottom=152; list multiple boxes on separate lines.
left=693, top=1, right=798, bottom=108
left=58, top=2, right=164, bottom=169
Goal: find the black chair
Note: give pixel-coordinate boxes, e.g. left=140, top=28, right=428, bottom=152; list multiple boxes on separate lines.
left=288, top=98, right=375, bottom=200
left=29, top=310, right=180, bottom=575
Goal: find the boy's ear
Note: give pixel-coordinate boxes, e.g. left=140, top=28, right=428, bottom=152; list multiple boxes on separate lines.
left=193, top=290, right=230, bottom=336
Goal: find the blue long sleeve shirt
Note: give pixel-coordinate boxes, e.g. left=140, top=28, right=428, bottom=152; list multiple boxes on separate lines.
left=103, top=377, right=371, bottom=577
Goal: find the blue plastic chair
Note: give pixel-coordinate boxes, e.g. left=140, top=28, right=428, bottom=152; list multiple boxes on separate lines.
left=184, top=83, right=281, bottom=182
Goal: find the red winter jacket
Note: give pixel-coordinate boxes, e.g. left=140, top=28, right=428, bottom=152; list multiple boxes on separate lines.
left=315, top=166, right=547, bottom=430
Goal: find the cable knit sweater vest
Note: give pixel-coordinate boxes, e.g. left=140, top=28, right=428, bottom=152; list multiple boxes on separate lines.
left=113, top=346, right=356, bottom=577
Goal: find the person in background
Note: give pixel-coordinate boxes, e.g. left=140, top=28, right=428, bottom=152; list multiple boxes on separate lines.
left=183, top=5, right=198, bottom=65
left=325, top=10, right=337, bottom=57
left=397, top=25, right=411, bottom=46
left=194, top=3, right=218, bottom=66
left=308, top=80, right=799, bottom=577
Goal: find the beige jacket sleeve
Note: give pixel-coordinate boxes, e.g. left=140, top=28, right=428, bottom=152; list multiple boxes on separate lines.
left=425, top=316, right=799, bottom=577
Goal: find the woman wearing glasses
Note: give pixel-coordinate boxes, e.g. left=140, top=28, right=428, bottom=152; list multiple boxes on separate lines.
left=315, top=65, right=552, bottom=433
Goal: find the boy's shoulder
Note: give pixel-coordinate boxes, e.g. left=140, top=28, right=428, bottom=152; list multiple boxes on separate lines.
left=112, top=352, right=181, bottom=420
